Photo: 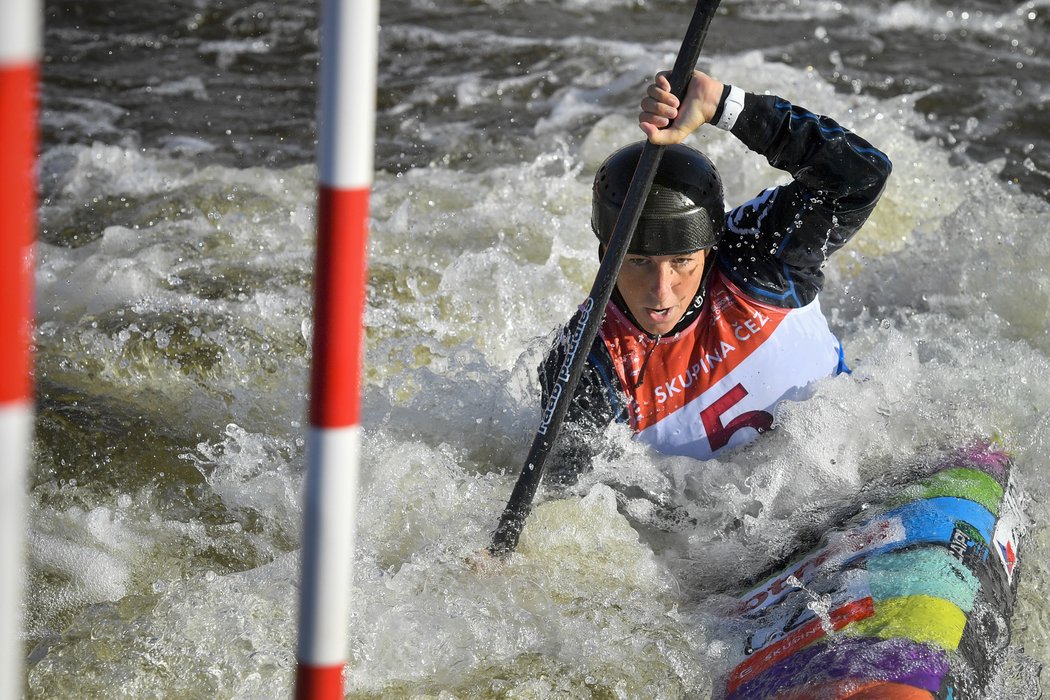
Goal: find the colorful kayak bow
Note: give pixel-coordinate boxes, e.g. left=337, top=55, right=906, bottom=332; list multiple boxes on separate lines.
left=721, top=441, right=1028, bottom=700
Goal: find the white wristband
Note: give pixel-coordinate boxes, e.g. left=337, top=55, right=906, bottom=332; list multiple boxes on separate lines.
left=715, top=85, right=745, bottom=131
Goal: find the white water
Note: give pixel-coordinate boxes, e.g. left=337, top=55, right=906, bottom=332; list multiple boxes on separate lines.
left=26, top=32, right=1048, bottom=700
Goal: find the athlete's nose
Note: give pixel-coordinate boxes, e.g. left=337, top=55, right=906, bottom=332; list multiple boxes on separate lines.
left=650, top=261, right=676, bottom=301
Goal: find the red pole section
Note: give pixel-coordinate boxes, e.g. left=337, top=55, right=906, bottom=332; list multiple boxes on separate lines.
left=0, top=0, right=40, bottom=696
left=294, top=0, right=377, bottom=697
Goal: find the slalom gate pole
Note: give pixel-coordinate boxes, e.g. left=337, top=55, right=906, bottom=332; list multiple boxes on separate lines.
left=489, top=0, right=722, bottom=557
left=1, top=0, right=40, bottom=696
left=294, top=0, right=377, bottom=697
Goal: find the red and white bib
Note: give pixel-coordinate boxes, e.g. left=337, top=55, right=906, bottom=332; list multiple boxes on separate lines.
left=600, top=270, right=842, bottom=460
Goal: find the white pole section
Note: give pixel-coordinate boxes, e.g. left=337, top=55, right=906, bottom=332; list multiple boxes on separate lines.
left=295, top=0, right=377, bottom=697
left=0, top=0, right=40, bottom=697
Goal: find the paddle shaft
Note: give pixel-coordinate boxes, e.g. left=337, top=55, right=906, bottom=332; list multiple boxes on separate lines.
left=490, top=0, right=722, bottom=557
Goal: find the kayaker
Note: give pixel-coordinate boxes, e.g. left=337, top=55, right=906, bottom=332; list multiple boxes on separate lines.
left=541, top=69, right=892, bottom=480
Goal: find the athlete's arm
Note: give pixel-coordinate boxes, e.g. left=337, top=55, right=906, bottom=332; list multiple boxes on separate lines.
left=639, top=71, right=892, bottom=309
left=717, top=92, right=892, bottom=308
left=538, top=316, right=627, bottom=483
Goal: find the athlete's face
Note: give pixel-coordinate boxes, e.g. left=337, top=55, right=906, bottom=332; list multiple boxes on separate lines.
left=616, top=250, right=707, bottom=336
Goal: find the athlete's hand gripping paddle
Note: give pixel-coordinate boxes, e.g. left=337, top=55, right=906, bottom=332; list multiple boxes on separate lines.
left=489, top=0, right=723, bottom=557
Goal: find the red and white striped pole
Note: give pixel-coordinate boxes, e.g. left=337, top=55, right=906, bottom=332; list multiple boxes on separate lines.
left=1, top=0, right=40, bottom=696
left=294, top=0, right=377, bottom=697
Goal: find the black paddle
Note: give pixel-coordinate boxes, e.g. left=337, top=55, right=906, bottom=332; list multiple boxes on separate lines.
left=489, top=0, right=723, bottom=557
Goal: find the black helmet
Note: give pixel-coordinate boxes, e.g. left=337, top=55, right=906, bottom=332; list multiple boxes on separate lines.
left=591, top=142, right=724, bottom=256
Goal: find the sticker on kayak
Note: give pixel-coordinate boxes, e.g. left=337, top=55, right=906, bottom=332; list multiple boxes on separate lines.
left=992, top=475, right=1026, bottom=586
left=738, top=496, right=995, bottom=615
left=729, top=569, right=875, bottom=693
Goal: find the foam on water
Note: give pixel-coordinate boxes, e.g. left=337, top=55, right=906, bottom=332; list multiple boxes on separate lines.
left=866, top=1, right=1045, bottom=38
left=25, top=34, right=1049, bottom=700
left=35, top=144, right=318, bottom=435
